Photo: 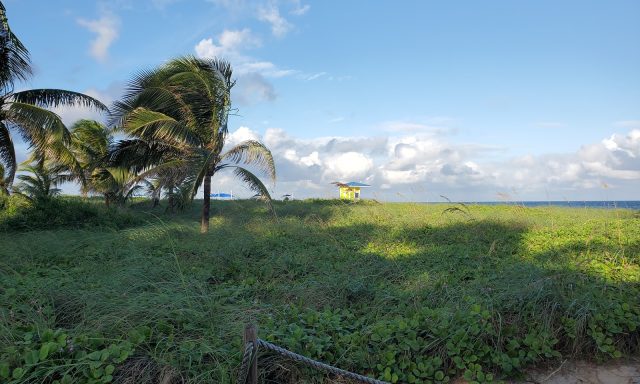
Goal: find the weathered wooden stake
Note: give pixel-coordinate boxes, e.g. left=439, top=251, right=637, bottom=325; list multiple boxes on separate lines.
left=244, top=324, right=258, bottom=384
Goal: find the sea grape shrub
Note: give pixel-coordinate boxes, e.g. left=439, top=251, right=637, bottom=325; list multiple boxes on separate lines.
left=585, top=302, right=640, bottom=357
left=0, top=328, right=139, bottom=383
left=265, top=300, right=640, bottom=383
left=0, top=196, right=142, bottom=231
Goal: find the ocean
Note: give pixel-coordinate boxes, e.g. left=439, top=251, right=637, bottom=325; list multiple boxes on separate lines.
left=450, top=201, right=640, bottom=210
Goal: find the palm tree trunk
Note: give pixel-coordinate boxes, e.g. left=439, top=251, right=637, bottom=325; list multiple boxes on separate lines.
left=167, top=186, right=175, bottom=213
left=200, top=174, right=212, bottom=233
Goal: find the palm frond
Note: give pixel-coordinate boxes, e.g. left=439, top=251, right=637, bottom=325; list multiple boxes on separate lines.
left=134, top=158, right=192, bottom=184
left=0, top=2, right=32, bottom=90
left=108, top=138, right=184, bottom=173
left=121, top=107, right=202, bottom=147
left=0, top=121, right=16, bottom=184
left=221, top=140, right=276, bottom=184
left=10, top=89, right=108, bottom=111
left=110, top=85, right=195, bottom=130
left=229, top=166, right=275, bottom=216
left=5, top=101, right=68, bottom=148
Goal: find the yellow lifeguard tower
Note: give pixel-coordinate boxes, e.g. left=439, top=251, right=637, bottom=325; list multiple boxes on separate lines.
left=333, top=181, right=371, bottom=200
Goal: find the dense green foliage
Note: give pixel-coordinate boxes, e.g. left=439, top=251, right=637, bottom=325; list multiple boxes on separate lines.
left=1, top=1, right=274, bottom=233
left=0, top=196, right=141, bottom=231
left=1, top=200, right=638, bottom=383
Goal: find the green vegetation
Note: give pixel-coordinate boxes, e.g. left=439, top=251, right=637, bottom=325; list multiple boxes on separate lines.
left=1, top=2, right=275, bottom=234
left=109, top=57, right=275, bottom=232
left=0, top=3, right=106, bottom=190
left=1, top=199, right=638, bottom=383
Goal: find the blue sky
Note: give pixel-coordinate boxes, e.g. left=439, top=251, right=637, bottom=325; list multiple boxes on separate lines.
left=5, top=0, right=640, bottom=201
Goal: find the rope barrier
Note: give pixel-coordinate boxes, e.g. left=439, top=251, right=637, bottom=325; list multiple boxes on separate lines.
left=256, top=339, right=390, bottom=384
left=237, top=342, right=255, bottom=384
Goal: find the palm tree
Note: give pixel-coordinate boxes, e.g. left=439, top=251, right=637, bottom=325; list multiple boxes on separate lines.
left=110, top=56, right=276, bottom=233
left=66, top=119, right=142, bottom=207
left=68, top=119, right=112, bottom=195
left=143, top=167, right=194, bottom=211
left=90, top=166, right=143, bottom=207
left=143, top=178, right=162, bottom=208
left=14, top=162, right=70, bottom=202
left=0, top=2, right=107, bottom=189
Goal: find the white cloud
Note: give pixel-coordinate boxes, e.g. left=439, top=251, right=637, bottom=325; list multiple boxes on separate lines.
left=226, top=126, right=261, bottom=147
left=300, top=151, right=321, bottom=167
left=323, top=152, right=374, bottom=181
left=195, top=28, right=297, bottom=105
left=195, top=29, right=260, bottom=60
left=193, top=2, right=315, bottom=105
left=233, top=73, right=277, bottom=105
left=77, top=12, right=120, bottom=62
left=208, top=125, right=640, bottom=201
left=258, top=3, right=292, bottom=37
left=615, top=120, right=640, bottom=129
left=305, top=72, right=326, bottom=81
left=290, top=1, right=310, bottom=16
left=236, top=61, right=297, bottom=77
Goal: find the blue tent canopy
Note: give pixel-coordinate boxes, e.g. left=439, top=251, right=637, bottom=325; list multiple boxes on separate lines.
left=210, top=193, right=233, bottom=198
left=344, top=181, right=370, bottom=187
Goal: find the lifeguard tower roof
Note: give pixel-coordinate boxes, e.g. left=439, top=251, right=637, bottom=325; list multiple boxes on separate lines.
left=344, top=181, right=370, bottom=187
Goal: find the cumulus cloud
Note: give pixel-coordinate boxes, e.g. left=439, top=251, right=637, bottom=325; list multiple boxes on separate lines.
left=323, top=152, right=374, bottom=181
left=77, top=11, right=120, bottom=62
left=209, top=126, right=640, bottom=201
left=194, top=1, right=315, bottom=105
left=195, top=29, right=260, bottom=60
left=226, top=126, right=261, bottom=146
left=258, top=2, right=293, bottom=37
left=233, top=73, right=277, bottom=105
left=195, top=28, right=297, bottom=105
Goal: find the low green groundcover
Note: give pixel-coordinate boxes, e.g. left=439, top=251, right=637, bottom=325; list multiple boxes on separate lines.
left=1, top=199, right=638, bottom=383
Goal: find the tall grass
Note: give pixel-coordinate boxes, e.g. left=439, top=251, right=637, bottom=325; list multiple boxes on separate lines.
left=0, top=199, right=638, bottom=383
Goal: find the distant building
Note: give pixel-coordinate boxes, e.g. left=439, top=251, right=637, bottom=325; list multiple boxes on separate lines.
left=332, top=181, right=370, bottom=200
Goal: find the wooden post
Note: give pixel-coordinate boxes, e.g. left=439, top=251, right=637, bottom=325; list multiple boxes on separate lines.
left=244, top=324, right=258, bottom=384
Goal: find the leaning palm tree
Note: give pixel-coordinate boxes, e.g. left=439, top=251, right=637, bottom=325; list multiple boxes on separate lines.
left=0, top=2, right=107, bottom=189
left=110, top=56, right=276, bottom=233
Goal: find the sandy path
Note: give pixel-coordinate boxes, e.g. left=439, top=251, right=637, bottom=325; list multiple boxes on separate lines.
left=523, top=360, right=640, bottom=384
